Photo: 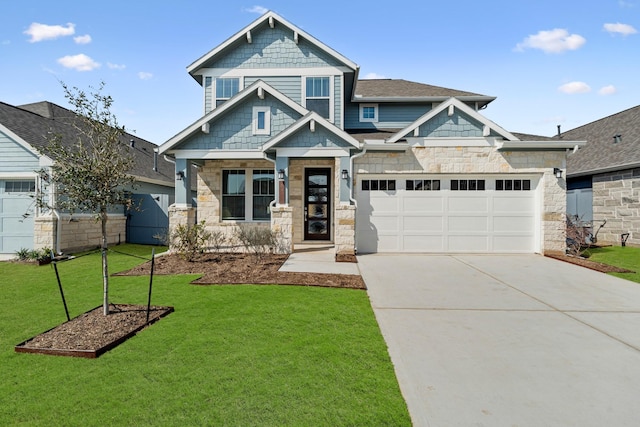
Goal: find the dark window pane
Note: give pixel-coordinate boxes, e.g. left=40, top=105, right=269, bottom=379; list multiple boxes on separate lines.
left=371, top=180, right=379, bottom=191
left=222, top=196, right=245, bottom=220
left=306, top=99, right=330, bottom=118
left=451, top=180, right=459, bottom=191
left=523, top=180, right=531, bottom=190
left=253, top=196, right=273, bottom=220
left=432, top=180, right=440, bottom=191
left=496, top=180, right=503, bottom=191
left=380, top=180, right=387, bottom=191
left=362, top=180, right=370, bottom=191
left=388, top=180, right=396, bottom=190
left=469, top=180, right=477, bottom=191
left=514, top=180, right=522, bottom=191
left=460, top=180, right=468, bottom=191
left=477, top=180, right=485, bottom=191
left=505, top=180, right=513, bottom=191
left=406, top=180, right=414, bottom=191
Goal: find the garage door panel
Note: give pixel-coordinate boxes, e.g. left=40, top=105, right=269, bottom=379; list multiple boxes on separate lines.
left=366, top=215, right=399, bottom=233
left=448, top=196, right=488, bottom=212
left=493, top=216, right=534, bottom=232
left=449, top=216, right=488, bottom=232
left=403, top=235, right=445, bottom=252
left=493, top=196, right=533, bottom=212
left=493, top=235, right=533, bottom=252
left=404, top=216, right=444, bottom=232
left=403, top=195, right=444, bottom=212
left=0, top=180, right=35, bottom=253
left=448, top=235, right=489, bottom=252
left=377, top=234, right=401, bottom=252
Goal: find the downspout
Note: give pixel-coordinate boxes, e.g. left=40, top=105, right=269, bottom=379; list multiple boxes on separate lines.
left=349, top=143, right=367, bottom=253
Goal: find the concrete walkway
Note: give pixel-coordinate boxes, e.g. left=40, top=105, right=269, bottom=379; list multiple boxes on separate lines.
left=358, top=254, right=640, bottom=427
left=278, top=246, right=360, bottom=275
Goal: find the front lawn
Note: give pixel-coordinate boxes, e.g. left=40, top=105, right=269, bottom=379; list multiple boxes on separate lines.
left=586, top=245, right=640, bottom=283
left=0, top=245, right=410, bottom=426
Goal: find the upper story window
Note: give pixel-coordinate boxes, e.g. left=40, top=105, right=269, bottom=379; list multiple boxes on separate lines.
left=253, top=106, right=271, bottom=135
left=359, top=104, right=378, bottom=123
left=215, top=78, right=239, bottom=107
left=305, top=77, right=331, bottom=119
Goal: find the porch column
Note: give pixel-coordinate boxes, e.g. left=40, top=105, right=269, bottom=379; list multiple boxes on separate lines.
left=174, top=158, right=191, bottom=206
left=275, top=156, right=289, bottom=205
left=339, top=156, right=351, bottom=204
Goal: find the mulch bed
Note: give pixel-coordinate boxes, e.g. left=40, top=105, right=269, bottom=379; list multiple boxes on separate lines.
left=115, top=252, right=366, bottom=289
left=15, top=304, right=173, bottom=358
left=545, top=253, right=634, bottom=274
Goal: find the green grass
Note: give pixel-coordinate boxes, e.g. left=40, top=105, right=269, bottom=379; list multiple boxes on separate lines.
left=585, top=245, right=640, bottom=283
left=0, top=244, right=410, bottom=426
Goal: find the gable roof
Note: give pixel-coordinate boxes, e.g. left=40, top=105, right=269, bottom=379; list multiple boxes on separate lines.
left=561, top=105, right=640, bottom=177
left=187, top=11, right=358, bottom=83
left=262, top=111, right=360, bottom=151
left=0, top=101, right=174, bottom=185
left=354, top=79, right=495, bottom=107
left=159, top=80, right=309, bottom=155
left=387, top=97, right=518, bottom=143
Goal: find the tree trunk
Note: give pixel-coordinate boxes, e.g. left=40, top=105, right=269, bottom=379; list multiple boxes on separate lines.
left=101, top=210, right=109, bottom=316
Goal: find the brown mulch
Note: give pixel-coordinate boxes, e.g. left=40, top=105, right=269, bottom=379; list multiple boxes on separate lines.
left=545, top=253, right=634, bottom=274
left=16, top=304, right=173, bottom=357
left=115, top=252, right=366, bottom=289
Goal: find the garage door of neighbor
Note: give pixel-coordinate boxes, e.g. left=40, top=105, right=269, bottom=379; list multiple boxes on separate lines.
left=356, top=176, right=539, bottom=253
left=0, top=180, right=36, bottom=253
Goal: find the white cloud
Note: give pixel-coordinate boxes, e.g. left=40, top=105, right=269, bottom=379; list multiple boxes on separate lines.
left=558, top=81, right=591, bottom=94
left=57, top=54, right=100, bottom=71
left=107, top=62, right=126, bottom=70
left=515, top=29, right=586, bottom=53
left=25, top=22, right=75, bottom=42
left=362, top=72, right=387, bottom=80
left=604, top=22, right=637, bottom=36
left=598, top=85, right=617, bottom=95
left=138, top=71, right=153, bottom=80
left=243, top=5, right=268, bottom=14
left=74, top=34, right=92, bottom=44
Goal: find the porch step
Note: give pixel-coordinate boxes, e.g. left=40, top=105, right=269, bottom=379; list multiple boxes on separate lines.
left=293, top=243, right=334, bottom=253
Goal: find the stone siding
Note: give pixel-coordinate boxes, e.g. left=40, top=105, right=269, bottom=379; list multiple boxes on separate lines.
left=592, top=168, right=640, bottom=246
left=335, top=204, right=356, bottom=255
left=34, top=214, right=126, bottom=253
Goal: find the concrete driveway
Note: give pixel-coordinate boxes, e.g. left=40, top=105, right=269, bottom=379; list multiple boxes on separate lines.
left=357, top=254, right=640, bottom=427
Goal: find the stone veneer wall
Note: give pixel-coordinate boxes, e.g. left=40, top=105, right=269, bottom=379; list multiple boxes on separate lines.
left=270, top=206, right=293, bottom=253
left=354, top=146, right=567, bottom=254
left=34, top=214, right=126, bottom=253
left=335, top=205, right=356, bottom=255
left=592, top=168, right=640, bottom=247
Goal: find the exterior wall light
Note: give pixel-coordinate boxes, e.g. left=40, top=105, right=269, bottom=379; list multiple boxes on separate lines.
left=341, top=169, right=349, bottom=180
left=176, top=171, right=185, bottom=180
left=278, top=169, right=285, bottom=180
left=553, top=168, right=563, bottom=179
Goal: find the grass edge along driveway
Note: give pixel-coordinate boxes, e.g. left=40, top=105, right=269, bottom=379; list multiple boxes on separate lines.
left=0, top=244, right=410, bottom=426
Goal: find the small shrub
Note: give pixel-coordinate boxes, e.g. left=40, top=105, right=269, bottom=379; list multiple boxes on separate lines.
left=171, top=221, right=211, bottom=261
left=209, top=230, right=228, bottom=253
left=566, top=214, right=590, bottom=257
left=153, top=229, right=170, bottom=246
left=15, top=248, right=31, bottom=261
left=234, top=225, right=277, bottom=259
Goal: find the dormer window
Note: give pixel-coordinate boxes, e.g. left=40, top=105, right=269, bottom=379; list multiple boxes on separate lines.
left=305, top=76, right=331, bottom=119
left=359, top=104, right=378, bottom=123
left=215, top=78, right=239, bottom=107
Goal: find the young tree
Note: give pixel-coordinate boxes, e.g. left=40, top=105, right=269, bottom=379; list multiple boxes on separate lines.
left=37, top=82, right=136, bottom=315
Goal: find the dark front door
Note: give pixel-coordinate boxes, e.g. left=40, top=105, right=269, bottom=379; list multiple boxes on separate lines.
left=304, top=168, right=331, bottom=240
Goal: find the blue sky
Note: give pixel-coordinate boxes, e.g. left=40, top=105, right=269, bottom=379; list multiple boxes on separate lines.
left=2, top=1, right=638, bottom=143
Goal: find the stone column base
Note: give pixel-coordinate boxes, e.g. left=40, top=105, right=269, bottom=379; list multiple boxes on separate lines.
left=271, top=205, right=293, bottom=254
left=335, top=204, right=356, bottom=256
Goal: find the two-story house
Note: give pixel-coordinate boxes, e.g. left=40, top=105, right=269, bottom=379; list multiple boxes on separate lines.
left=158, top=11, right=584, bottom=256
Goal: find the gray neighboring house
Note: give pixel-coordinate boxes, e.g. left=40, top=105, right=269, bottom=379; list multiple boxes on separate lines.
left=562, top=104, right=640, bottom=246
left=0, top=101, right=179, bottom=256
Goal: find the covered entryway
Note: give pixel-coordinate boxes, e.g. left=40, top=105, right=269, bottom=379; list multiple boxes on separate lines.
left=356, top=175, right=539, bottom=253
left=304, top=168, right=331, bottom=240
left=0, top=179, right=35, bottom=253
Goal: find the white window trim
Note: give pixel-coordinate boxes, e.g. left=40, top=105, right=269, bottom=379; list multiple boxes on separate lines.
left=221, top=169, right=274, bottom=222
left=213, top=76, right=244, bottom=108
left=302, top=75, right=334, bottom=122
left=359, top=103, right=378, bottom=123
left=252, top=106, right=271, bottom=135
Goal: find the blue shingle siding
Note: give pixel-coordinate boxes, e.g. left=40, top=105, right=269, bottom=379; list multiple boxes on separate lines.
left=277, top=126, right=353, bottom=149
left=334, top=75, right=342, bottom=128
left=344, top=103, right=432, bottom=129
left=244, top=76, right=302, bottom=103
left=419, top=110, right=483, bottom=138
left=178, top=96, right=303, bottom=150
left=213, top=26, right=343, bottom=69
left=0, top=130, right=39, bottom=172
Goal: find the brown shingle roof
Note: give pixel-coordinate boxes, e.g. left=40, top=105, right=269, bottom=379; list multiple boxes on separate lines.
left=560, top=105, right=640, bottom=176
left=354, top=79, right=490, bottom=99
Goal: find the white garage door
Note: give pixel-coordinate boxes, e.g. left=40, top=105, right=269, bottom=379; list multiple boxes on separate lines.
left=0, top=180, right=36, bottom=254
left=356, top=176, right=539, bottom=253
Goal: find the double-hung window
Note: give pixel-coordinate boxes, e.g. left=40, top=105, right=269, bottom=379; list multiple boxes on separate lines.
left=222, top=169, right=274, bottom=221
left=305, top=76, right=330, bottom=119
left=215, top=78, right=239, bottom=107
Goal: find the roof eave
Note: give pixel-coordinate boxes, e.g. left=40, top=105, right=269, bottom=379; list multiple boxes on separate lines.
left=498, top=141, right=586, bottom=151
left=352, top=95, right=496, bottom=104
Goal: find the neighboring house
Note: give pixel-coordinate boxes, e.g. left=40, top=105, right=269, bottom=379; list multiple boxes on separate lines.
left=0, top=101, right=178, bottom=255
left=562, top=105, right=640, bottom=247
left=159, top=11, right=584, bottom=256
